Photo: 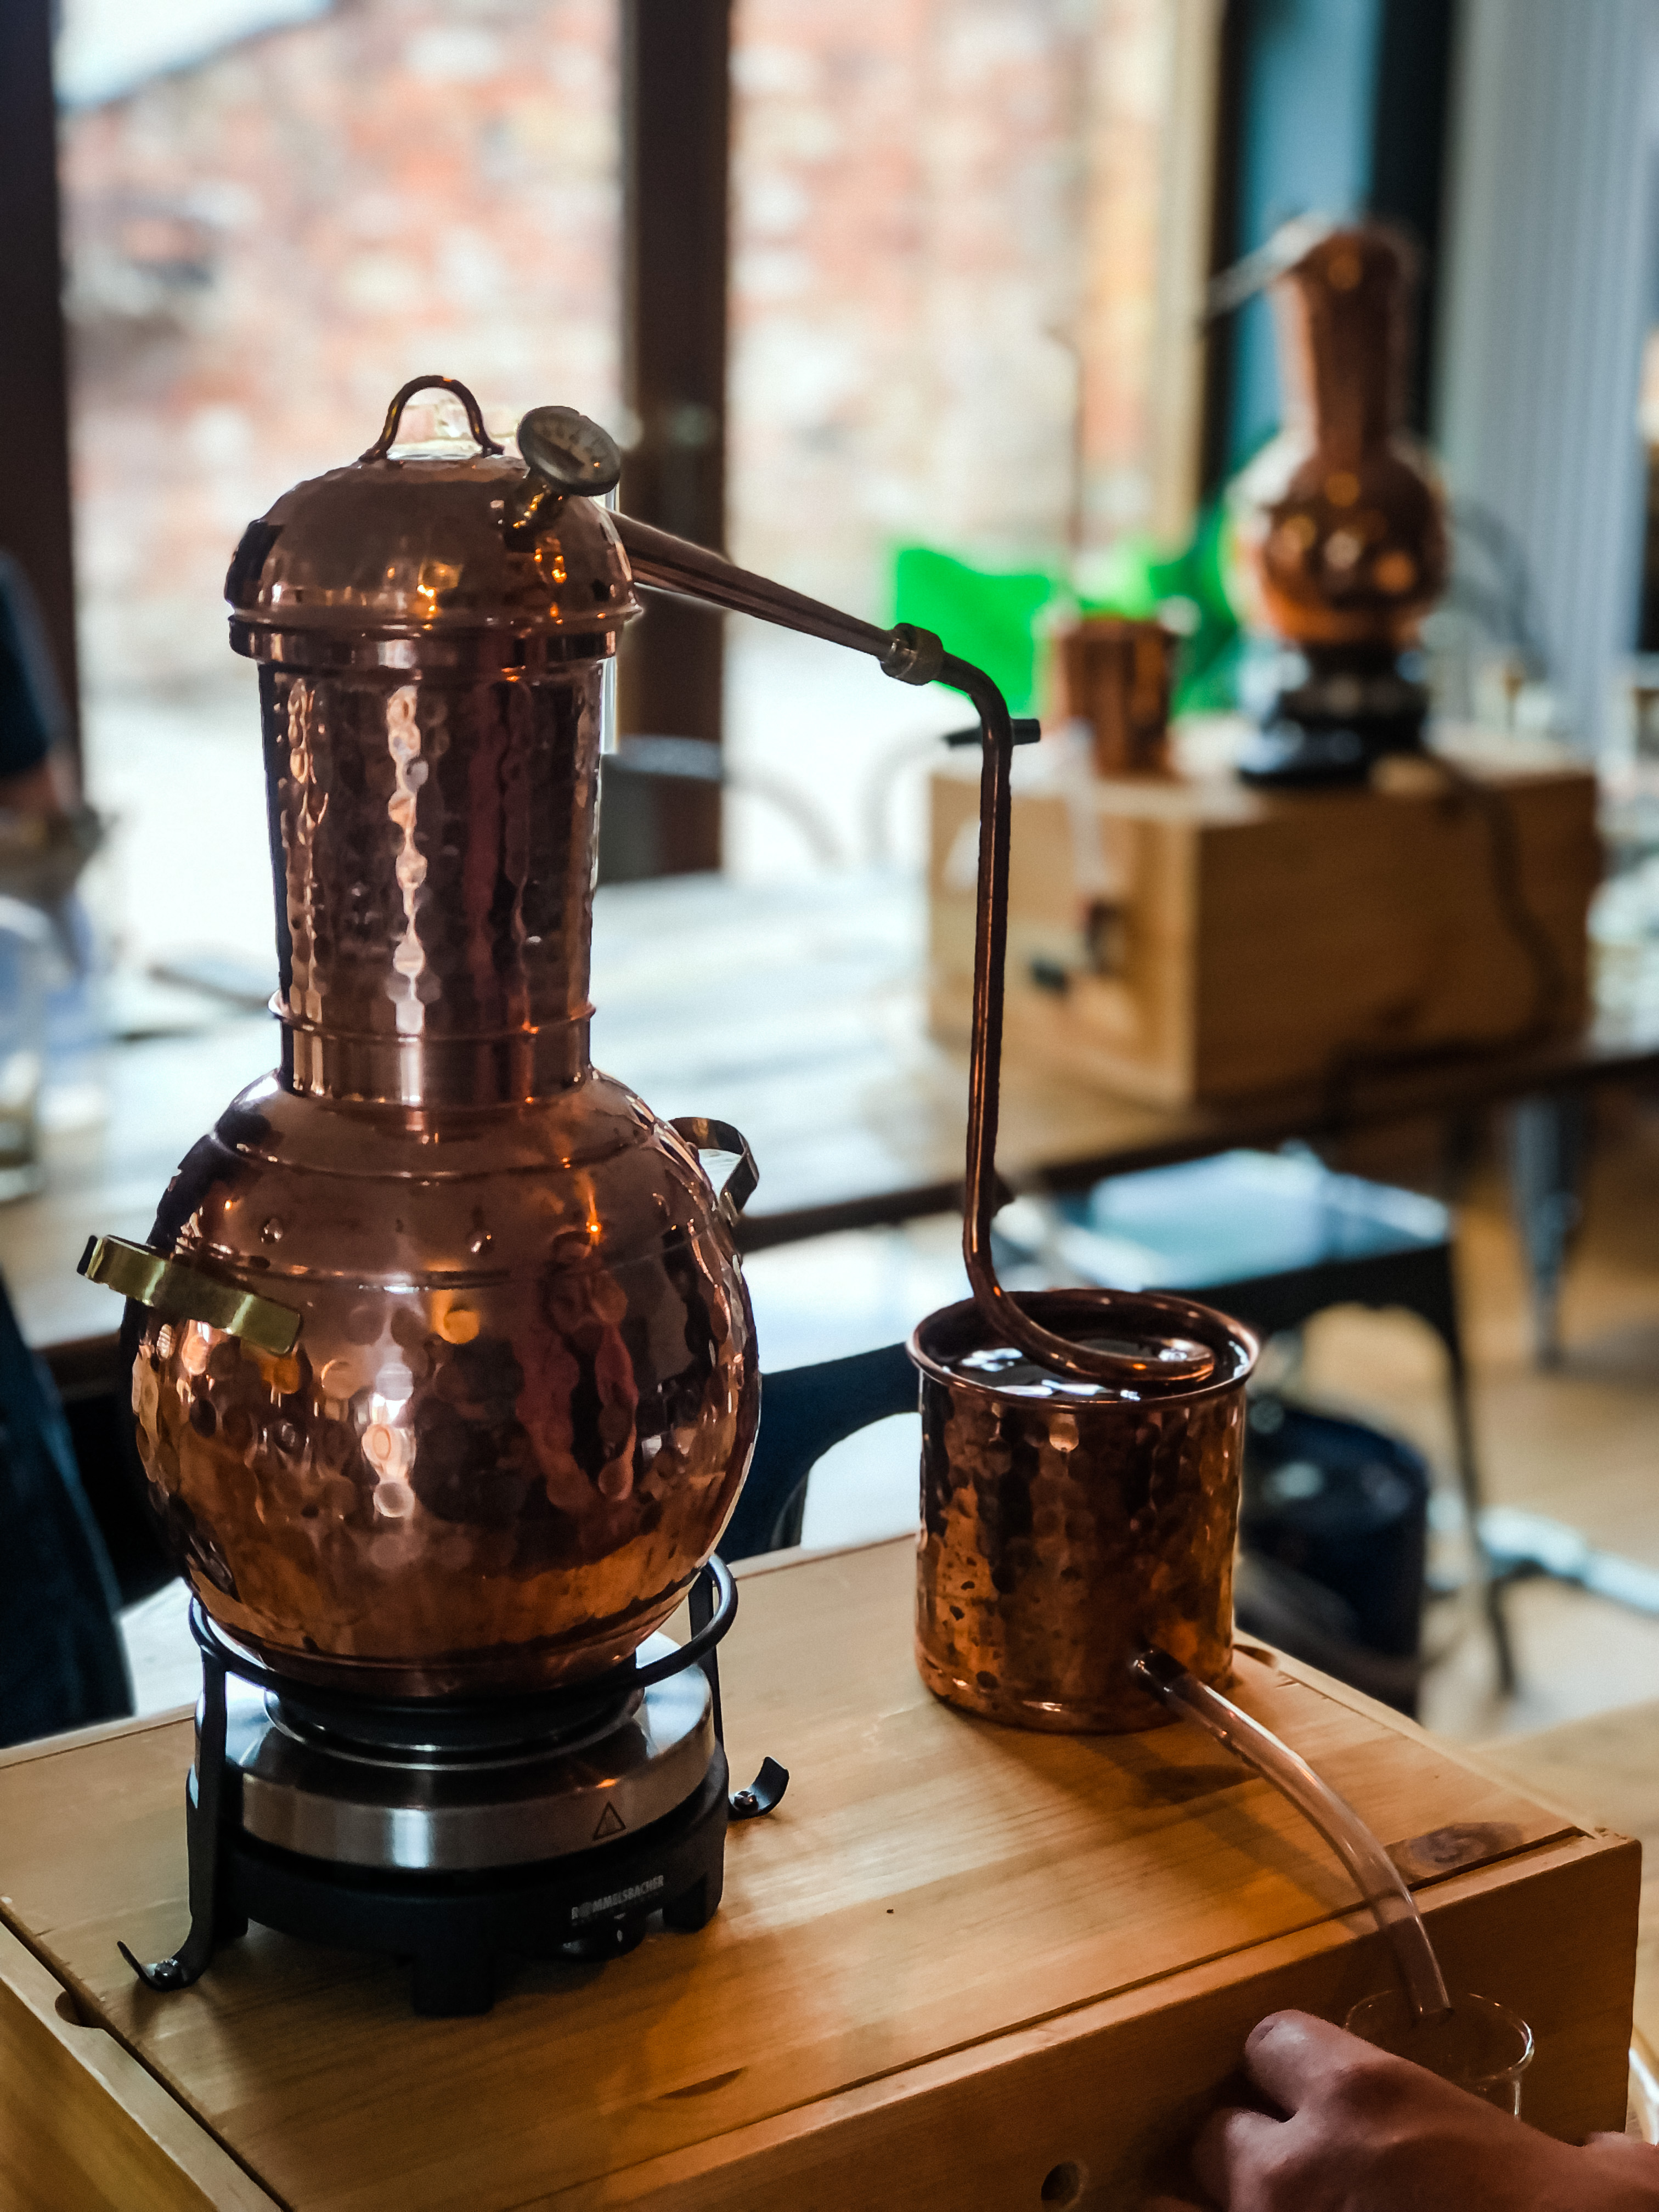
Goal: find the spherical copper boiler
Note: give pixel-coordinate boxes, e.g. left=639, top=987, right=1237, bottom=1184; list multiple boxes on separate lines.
left=125, top=382, right=760, bottom=1697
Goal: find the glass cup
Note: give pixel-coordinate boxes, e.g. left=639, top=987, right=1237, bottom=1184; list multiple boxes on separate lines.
left=0, top=894, right=49, bottom=1202
left=1344, top=1989, right=1535, bottom=2116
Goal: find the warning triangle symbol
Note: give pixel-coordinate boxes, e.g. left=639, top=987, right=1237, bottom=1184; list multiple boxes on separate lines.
left=592, top=1802, right=627, bottom=1841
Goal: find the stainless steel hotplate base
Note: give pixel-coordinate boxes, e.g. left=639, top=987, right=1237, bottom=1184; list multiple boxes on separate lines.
left=213, top=1632, right=715, bottom=1873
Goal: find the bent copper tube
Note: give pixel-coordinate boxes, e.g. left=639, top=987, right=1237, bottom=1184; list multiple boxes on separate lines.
left=607, top=511, right=1214, bottom=1390
left=1132, top=1648, right=1453, bottom=2024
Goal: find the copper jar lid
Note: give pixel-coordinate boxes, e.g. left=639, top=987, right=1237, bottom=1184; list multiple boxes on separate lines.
left=226, top=376, right=641, bottom=670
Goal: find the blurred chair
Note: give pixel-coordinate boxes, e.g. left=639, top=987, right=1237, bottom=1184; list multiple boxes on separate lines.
left=719, top=1341, right=917, bottom=1565
left=597, top=738, right=843, bottom=882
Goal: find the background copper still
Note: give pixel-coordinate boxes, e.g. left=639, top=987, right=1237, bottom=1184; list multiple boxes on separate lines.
left=912, top=1291, right=1257, bottom=1732
left=1225, top=223, right=1449, bottom=783
left=1232, top=222, right=1447, bottom=653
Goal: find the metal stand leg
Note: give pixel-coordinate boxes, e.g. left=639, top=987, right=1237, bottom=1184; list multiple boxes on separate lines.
left=1506, top=1094, right=1586, bottom=1368
left=118, top=1636, right=228, bottom=1991
left=689, top=1561, right=788, bottom=1821
left=1389, top=1244, right=1516, bottom=1695
left=687, top=1562, right=726, bottom=1747
left=1442, top=1329, right=1517, bottom=1696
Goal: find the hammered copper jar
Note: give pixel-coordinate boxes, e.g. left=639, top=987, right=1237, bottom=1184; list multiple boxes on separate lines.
left=116, top=386, right=759, bottom=1697
left=912, top=1290, right=1257, bottom=1731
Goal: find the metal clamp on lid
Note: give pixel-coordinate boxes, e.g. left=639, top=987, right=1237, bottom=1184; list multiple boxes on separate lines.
left=78, top=1234, right=302, bottom=1357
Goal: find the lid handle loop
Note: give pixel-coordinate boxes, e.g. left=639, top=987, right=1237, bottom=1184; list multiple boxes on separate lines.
left=359, top=376, right=504, bottom=463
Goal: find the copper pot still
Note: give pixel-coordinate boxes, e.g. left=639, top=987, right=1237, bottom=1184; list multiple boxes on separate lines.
left=89, top=383, right=779, bottom=1698
left=1232, top=221, right=1447, bottom=652
left=83, top=371, right=1252, bottom=1723
left=912, top=1293, right=1256, bottom=1733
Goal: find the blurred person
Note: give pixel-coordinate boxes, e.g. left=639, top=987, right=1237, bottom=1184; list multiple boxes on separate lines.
left=0, top=549, right=75, bottom=815
left=1147, top=2012, right=1659, bottom=2210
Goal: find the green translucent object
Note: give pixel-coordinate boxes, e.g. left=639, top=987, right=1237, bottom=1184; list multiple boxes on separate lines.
left=890, top=498, right=1248, bottom=725
left=890, top=548, right=1057, bottom=715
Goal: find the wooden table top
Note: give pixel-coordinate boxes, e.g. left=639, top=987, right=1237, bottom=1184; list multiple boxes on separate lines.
left=6, top=870, right=1658, bottom=1362
left=0, top=1538, right=1614, bottom=2211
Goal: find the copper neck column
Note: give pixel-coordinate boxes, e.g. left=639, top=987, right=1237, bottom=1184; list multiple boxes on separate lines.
left=1277, top=231, right=1409, bottom=464
left=262, top=656, right=605, bottom=1109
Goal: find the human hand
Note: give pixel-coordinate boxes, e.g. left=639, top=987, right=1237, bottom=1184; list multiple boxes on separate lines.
left=1145, top=2010, right=1659, bottom=2210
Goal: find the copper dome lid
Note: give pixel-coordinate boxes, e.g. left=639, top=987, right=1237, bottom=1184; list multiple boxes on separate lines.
left=225, top=376, right=641, bottom=669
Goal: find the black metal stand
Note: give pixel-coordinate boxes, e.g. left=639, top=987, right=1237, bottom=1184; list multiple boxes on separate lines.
left=120, top=1560, right=788, bottom=2013
left=1506, top=1092, right=1587, bottom=1369
left=117, top=1637, right=229, bottom=1993
left=1238, top=652, right=1429, bottom=788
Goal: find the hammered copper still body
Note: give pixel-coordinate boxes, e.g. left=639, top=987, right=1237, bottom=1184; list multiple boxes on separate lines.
left=126, top=399, right=758, bottom=1697
left=911, top=1291, right=1257, bottom=1732
left=1233, top=225, right=1448, bottom=651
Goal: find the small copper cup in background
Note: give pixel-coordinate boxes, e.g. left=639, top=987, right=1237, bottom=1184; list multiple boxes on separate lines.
left=1054, top=615, right=1177, bottom=778
left=910, top=1289, right=1257, bottom=1733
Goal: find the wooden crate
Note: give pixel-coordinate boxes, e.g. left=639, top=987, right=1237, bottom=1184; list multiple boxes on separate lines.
left=0, top=1538, right=1638, bottom=2210
left=928, top=735, right=1601, bottom=1105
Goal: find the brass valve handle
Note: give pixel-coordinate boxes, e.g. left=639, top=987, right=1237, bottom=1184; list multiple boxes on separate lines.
left=358, top=375, right=504, bottom=464
left=669, top=1118, right=759, bottom=1233
left=78, top=1234, right=302, bottom=1358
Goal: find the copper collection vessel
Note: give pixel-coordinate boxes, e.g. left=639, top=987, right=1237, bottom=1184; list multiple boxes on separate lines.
left=84, top=373, right=1250, bottom=1737
left=1053, top=614, right=1177, bottom=779
left=913, top=1291, right=1252, bottom=1731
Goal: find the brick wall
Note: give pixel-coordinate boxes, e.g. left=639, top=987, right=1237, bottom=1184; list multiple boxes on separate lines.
left=62, top=0, right=620, bottom=697
left=727, top=0, right=1184, bottom=615
left=61, top=0, right=1181, bottom=690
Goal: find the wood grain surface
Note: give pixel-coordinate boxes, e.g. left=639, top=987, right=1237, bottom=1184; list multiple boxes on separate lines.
left=0, top=1920, right=276, bottom=2211
left=0, top=1539, right=1639, bottom=2209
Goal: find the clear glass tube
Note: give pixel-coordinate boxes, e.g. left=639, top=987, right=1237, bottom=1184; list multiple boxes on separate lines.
left=1132, top=1648, right=1453, bottom=2024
